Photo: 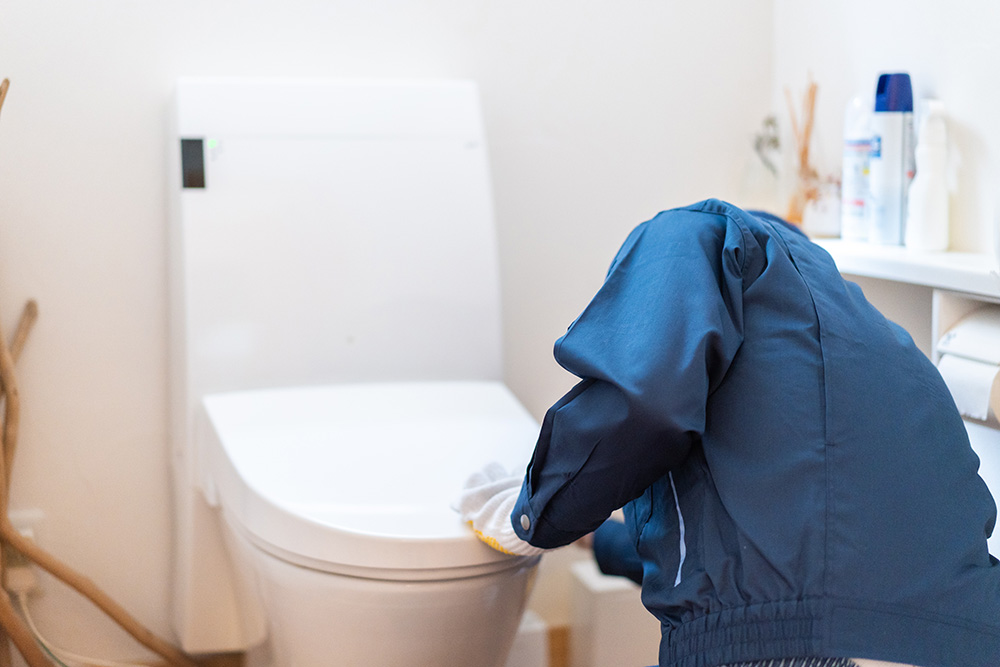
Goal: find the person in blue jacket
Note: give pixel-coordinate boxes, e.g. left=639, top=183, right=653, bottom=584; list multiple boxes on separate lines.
left=457, top=199, right=1000, bottom=667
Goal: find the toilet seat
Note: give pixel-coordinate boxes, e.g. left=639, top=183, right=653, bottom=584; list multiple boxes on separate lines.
left=199, top=381, right=540, bottom=579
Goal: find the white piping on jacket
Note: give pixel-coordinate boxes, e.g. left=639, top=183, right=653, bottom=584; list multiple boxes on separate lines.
left=668, top=471, right=686, bottom=587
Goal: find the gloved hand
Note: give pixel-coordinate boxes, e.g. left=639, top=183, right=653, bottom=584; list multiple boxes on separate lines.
left=454, top=462, right=544, bottom=557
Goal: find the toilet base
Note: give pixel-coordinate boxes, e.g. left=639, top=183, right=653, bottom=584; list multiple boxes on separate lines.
left=226, top=522, right=539, bottom=667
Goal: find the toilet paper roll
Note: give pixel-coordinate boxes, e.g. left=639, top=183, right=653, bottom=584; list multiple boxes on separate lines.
left=937, top=308, right=1000, bottom=366
left=937, top=353, right=1000, bottom=427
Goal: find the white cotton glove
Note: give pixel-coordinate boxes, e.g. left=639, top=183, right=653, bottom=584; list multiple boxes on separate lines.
left=453, top=462, right=545, bottom=557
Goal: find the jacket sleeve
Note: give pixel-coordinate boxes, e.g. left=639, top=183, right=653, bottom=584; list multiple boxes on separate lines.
left=593, top=519, right=644, bottom=585
left=511, top=207, right=749, bottom=548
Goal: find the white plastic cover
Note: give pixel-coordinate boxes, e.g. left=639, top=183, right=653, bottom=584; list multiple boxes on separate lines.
left=200, top=381, right=540, bottom=572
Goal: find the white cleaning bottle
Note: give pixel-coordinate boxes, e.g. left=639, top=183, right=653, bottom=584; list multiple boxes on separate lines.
left=867, top=73, right=914, bottom=245
left=840, top=96, right=872, bottom=242
left=905, top=100, right=949, bottom=252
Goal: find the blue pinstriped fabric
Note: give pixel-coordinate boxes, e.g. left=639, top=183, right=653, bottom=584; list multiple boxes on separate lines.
left=643, top=660, right=860, bottom=667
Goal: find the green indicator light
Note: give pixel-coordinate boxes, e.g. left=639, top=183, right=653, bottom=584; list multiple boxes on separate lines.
left=207, top=139, right=219, bottom=150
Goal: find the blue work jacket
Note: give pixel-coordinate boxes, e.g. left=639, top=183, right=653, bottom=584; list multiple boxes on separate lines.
left=511, top=199, right=1000, bottom=667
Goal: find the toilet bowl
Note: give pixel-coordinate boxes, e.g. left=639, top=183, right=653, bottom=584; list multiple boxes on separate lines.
left=224, top=525, right=537, bottom=667
left=167, top=79, right=542, bottom=665
left=202, top=381, right=540, bottom=666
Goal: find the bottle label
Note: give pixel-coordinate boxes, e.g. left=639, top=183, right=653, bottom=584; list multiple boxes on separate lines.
left=842, top=141, right=870, bottom=210
left=866, top=112, right=913, bottom=245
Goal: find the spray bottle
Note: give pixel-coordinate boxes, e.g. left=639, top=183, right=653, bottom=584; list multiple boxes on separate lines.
left=866, top=73, right=914, bottom=245
left=904, top=100, right=949, bottom=251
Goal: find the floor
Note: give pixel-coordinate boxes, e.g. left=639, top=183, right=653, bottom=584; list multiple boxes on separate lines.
left=194, top=653, right=244, bottom=667
left=192, top=627, right=571, bottom=667
left=547, top=626, right=570, bottom=667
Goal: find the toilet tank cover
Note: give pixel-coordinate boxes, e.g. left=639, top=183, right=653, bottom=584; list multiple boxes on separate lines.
left=199, top=381, right=539, bottom=572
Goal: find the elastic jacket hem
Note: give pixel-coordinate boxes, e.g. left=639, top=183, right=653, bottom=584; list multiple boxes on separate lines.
left=659, top=598, right=1000, bottom=667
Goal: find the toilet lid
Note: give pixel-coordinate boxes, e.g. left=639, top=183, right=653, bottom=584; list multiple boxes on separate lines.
left=199, top=381, right=540, bottom=574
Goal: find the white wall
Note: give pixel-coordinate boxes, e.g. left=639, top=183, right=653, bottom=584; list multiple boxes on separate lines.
left=0, top=0, right=773, bottom=660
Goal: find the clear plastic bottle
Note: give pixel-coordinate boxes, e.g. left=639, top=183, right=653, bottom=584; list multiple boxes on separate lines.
left=840, top=96, right=872, bottom=242
left=905, top=100, right=949, bottom=251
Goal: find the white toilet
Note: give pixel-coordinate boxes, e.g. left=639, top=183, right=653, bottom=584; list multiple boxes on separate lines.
left=167, top=79, right=542, bottom=666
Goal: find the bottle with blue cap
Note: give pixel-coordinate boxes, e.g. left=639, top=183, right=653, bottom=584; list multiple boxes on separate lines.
left=866, top=72, right=915, bottom=245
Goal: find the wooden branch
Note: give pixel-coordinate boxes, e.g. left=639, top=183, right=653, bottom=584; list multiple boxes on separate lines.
left=9, top=301, right=37, bottom=364
left=0, top=299, right=38, bottom=667
left=0, top=307, right=195, bottom=667
left=0, top=581, right=11, bottom=667
left=0, top=329, right=22, bottom=521
left=784, top=86, right=800, bottom=151
left=0, top=632, right=10, bottom=667
left=0, top=526, right=198, bottom=667
left=3, top=301, right=38, bottom=487
left=0, top=76, right=24, bottom=667
left=799, top=80, right=818, bottom=173
left=0, top=314, right=48, bottom=667
left=0, top=589, right=49, bottom=667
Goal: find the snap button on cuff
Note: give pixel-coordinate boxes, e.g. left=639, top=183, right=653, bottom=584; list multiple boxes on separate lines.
left=520, top=514, right=531, bottom=531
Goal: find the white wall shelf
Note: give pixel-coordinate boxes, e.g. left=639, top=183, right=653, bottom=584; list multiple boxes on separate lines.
left=814, top=238, right=1000, bottom=300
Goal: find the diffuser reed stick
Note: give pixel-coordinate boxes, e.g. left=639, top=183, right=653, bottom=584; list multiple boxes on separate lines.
left=784, top=76, right=820, bottom=224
